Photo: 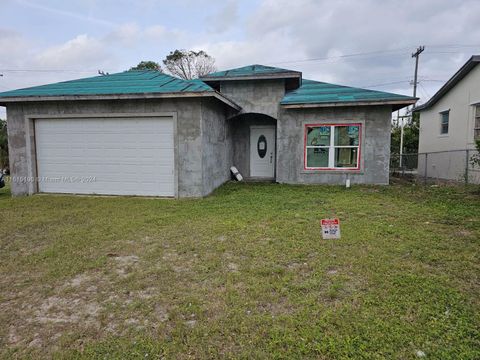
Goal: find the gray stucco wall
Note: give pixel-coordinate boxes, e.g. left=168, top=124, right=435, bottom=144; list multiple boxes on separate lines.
left=277, top=105, right=392, bottom=185
left=219, top=79, right=285, bottom=119
left=5, top=82, right=395, bottom=198
left=200, top=98, right=232, bottom=196
left=217, top=79, right=285, bottom=179
left=229, top=114, right=277, bottom=178
left=5, top=98, right=230, bottom=198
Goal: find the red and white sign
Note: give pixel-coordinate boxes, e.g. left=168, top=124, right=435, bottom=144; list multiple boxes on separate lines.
left=321, top=218, right=341, bottom=239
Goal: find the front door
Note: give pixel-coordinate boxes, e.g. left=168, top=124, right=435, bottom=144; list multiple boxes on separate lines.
left=250, top=126, right=275, bottom=178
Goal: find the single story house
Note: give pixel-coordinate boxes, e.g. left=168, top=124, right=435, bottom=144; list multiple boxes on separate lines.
left=0, top=64, right=416, bottom=197
left=414, top=55, right=480, bottom=184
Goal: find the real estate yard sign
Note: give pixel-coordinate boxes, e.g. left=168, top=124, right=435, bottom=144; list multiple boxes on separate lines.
left=321, top=218, right=341, bottom=239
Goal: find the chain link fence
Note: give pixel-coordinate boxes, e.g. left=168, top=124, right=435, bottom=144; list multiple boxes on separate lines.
left=390, top=149, right=480, bottom=185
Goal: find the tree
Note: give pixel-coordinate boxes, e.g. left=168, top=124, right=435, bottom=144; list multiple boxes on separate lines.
left=130, top=61, right=162, bottom=71
left=0, top=119, right=8, bottom=172
left=390, top=112, right=419, bottom=154
left=470, top=139, right=480, bottom=168
left=162, top=50, right=216, bottom=80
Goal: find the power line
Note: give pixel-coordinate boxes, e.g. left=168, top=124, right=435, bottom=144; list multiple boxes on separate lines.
left=359, top=80, right=410, bottom=88
left=0, top=69, right=106, bottom=73
left=426, top=44, right=480, bottom=48
left=1, top=44, right=477, bottom=75
left=271, top=47, right=412, bottom=65
left=420, top=79, right=446, bottom=82
left=269, top=44, right=479, bottom=66
left=418, top=82, right=431, bottom=98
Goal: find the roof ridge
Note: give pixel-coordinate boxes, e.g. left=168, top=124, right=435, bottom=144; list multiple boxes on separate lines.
left=201, top=63, right=301, bottom=79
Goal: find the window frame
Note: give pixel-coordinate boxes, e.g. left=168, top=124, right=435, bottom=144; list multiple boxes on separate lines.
left=304, top=123, right=362, bottom=171
left=440, top=110, right=449, bottom=135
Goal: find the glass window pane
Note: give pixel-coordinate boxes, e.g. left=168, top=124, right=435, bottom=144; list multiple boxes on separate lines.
left=335, top=125, right=359, bottom=146
left=307, top=148, right=329, bottom=168
left=307, top=126, right=330, bottom=146
left=440, top=113, right=449, bottom=134
left=441, top=112, right=449, bottom=124
left=335, top=148, right=358, bottom=168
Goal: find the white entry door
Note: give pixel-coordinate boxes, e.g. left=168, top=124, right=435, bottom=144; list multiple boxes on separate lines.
left=250, top=126, right=275, bottom=178
left=35, top=116, right=175, bottom=196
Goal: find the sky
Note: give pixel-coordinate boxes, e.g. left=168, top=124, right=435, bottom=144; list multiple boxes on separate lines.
left=1, top=0, right=480, bottom=118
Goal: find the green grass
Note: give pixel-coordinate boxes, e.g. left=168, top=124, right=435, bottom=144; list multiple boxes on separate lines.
left=0, top=180, right=479, bottom=359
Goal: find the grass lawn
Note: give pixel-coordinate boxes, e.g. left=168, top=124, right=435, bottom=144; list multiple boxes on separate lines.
left=0, top=180, right=479, bottom=359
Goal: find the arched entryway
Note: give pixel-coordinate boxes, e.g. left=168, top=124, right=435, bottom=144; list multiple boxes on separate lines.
left=228, top=113, right=277, bottom=180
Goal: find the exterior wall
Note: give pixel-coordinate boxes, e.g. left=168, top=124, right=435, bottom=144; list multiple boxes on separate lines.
left=5, top=79, right=399, bottom=197
left=277, top=105, right=392, bottom=185
left=229, top=114, right=276, bottom=178
left=219, top=79, right=285, bottom=119
left=418, top=64, right=480, bottom=182
left=5, top=98, right=228, bottom=198
left=200, top=98, right=232, bottom=195
left=419, top=64, right=480, bottom=153
left=218, top=79, right=284, bottom=179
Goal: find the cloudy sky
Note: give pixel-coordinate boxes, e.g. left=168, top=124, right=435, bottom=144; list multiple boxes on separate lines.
left=1, top=0, right=480, bottom=118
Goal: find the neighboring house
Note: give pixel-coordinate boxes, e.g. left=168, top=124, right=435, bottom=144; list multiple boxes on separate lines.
left=0, top=65, right=415, bottom=198
left=415, top=55, right=480, bottom=183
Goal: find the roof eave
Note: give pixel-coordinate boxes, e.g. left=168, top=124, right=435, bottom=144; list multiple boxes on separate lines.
left=0, top=91, right=242, bottom=111
left=281, top=99, right=417, bottom=110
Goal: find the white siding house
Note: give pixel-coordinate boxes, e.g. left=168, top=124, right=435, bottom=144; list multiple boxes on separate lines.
left=415, top=56, right=480, bottom=183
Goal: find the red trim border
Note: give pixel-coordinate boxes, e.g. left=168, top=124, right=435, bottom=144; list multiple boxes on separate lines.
left=304, top=123, right=362, bottom=171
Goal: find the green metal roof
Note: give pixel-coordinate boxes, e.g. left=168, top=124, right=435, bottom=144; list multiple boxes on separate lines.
left=281, top=79, right=417, bottom=108
left=201, top=64, right=301, bottom=79
left=0, top=66, right=416, bottom=111
left=0, top=70, right=214, bottom=98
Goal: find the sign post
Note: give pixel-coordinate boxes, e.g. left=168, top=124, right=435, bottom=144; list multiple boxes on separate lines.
left=321, top=219, right=341, bottom=239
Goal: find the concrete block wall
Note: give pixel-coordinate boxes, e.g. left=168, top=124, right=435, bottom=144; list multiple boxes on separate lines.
left=4, top=79, right=396, bottom=198
left=229, top=114, right=277, bottom=178
left=200, top=98, right=232, bottom=196
left=217, top=78, right=285, bottom=179
left=5, top=98, right=211, bottom=198
left=277, top=105, right=392, bottom=185
left=219, top=79, right=285, bottom=119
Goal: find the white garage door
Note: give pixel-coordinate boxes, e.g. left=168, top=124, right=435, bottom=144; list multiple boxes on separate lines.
left=35, top=116, right=175, bottom=196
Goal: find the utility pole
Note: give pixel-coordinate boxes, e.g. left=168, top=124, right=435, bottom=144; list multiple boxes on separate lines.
left=397, top=115, right=410, bottom=168
left=397, top=46, right=424, bottom=169
left=411, top=45, right=425, bottom=98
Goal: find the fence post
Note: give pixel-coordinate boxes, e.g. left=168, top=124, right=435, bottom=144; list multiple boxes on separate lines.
left=465, top=149, right=469, bottom=185
left=424, top=153, right=428, bottom=185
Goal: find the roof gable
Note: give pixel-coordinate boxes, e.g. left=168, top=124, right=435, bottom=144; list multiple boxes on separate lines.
left=201, top=64, right=301, bottom=80
left=415, top=55, right=480, bottom=111
left=0, top=70, right=214, bottom=98
left=281, top=79, right=417, bottom=110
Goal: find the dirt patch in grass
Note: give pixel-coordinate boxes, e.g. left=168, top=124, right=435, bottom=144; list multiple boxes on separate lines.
left=5, top=271, right=104, bottom=350
left=3, top=252, right=175, bottom=353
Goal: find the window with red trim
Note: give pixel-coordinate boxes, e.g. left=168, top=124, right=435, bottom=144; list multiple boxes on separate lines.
left=304, top=124, right=361, bottom=170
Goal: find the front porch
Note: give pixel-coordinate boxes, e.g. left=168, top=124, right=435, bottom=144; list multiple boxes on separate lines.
left=228, top=113, right=277, bottom=180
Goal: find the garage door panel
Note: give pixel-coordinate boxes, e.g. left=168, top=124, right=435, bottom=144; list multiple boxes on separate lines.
left=35, top=117, right=175, bottom=196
